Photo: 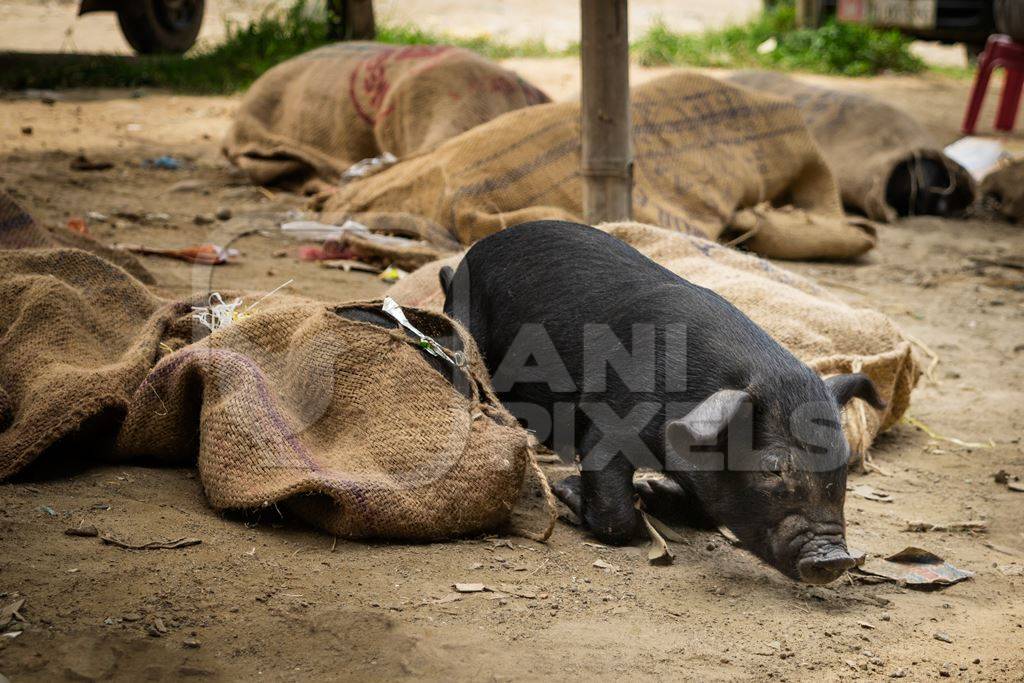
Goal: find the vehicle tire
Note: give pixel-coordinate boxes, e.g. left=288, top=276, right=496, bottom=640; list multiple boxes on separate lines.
left=995, top=0, right=1024, bottom=42
left=117, top=0, right=205, bottom=55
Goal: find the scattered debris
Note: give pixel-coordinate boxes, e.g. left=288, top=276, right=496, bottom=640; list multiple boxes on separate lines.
left=849, top=484, right=894, bottom=503
left=903, top=414, right=994, bottom=449
left=592, top=559, right=619, bottom=572
left=904, top=520, right=988, bottom=533
left=168, top=179, right=204, bottom=193
left=70, top=154, right=113, bottom=171
left=99, top=534, right=201, bottom=550
left=143, top=155, right=183, bottom=170
left=67, top=217, right=88, bottom=235
left=717, top=525, right=741, bottom=546
left=639, top=510, right=674, bottom=566
left=0, top=598, right=26, bottom=629
left=453, top=583, right=487, bottom=593
left=984, top=541, right=1018, bottom=556
left=856, top=547, right=973, bottom=588
left=320, top=259, right=381, bottom=274
left=115, top=242, right=238, bottom=265
left=146, top=617, right=169, bottom=637
left=341, top=151, right=398, bottom=181
left=379, top=265, right=408, bottom=283
left=638, top=515, right=686, bottom=543
left=65, top=525, right=99, bottom=538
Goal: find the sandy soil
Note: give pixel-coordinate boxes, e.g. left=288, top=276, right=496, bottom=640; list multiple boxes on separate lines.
left=1, top=61, right=1024, bottom=681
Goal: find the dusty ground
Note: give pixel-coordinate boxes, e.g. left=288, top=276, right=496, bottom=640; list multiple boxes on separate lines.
left=1, top=59, right=1024, bottom=681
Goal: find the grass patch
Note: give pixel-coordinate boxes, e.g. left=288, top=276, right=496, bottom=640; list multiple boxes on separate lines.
left=0, top=2, right=931, bottom=93
left=632, top=7, right=925, bottom=77
left=0, top=1, right=566, bottom=94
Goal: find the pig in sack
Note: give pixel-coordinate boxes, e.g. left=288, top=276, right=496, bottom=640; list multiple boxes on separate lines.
left=440, top=221, right=885, bottom=584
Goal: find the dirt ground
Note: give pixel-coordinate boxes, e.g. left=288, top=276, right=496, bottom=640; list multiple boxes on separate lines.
left=2, top=59, right=1024, bottom=681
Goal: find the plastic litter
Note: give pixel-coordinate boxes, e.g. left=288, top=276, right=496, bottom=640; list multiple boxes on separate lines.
left=943, top=137, right=1012, bottom=181
left=855, top=547, right=973, bottom=588
left=143, top=155, right=183, bottom=170
left=341, top=151, right=398, bottom=181
left=381, top=297, right=460, bottom=366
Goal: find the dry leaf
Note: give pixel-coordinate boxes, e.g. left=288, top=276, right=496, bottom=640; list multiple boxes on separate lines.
left=640, top=511, right=675, bottom=566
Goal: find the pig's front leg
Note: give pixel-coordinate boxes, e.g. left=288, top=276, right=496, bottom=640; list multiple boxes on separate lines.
left=553, top=450, right=641, bottom=546
left=634, top=478, right=718, bottom=530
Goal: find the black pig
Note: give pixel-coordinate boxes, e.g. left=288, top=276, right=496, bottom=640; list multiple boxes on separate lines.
left=441, top=221, right=885, bottom=584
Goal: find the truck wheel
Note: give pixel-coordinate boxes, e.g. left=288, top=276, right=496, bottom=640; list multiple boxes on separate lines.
left=995, top=0, right=1024, bottom=43
left=117, top=0, right=205, bottom=55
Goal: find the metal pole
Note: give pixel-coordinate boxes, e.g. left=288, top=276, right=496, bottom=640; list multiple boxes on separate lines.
left=580, top=0, right=633, bottom=223
left=327, top=0, right=376, bottom=41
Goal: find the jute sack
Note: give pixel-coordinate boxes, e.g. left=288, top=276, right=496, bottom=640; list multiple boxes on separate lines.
left=0, top=189, right=154, bottom=283
left=389, top=221, right=920, bottom=464
left=980, top=158, right=1024, bottom=223
left=726, top=71, right=975, bottom=223
left=318, top=70, right=877, bottom=261
left=0, top=192, right=552, bottom=541
left=223, top=42, right=549, bottom=192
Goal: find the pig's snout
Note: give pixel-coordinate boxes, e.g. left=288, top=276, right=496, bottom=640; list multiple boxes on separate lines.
left=797, top=547, right=856, bottom=585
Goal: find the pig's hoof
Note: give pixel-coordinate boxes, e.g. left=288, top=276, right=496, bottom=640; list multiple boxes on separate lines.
left=552, top=474, right=584, bottom=520
left=635, top=477, right=688, bottom=521
left=635, top=477, right=717, bottom=529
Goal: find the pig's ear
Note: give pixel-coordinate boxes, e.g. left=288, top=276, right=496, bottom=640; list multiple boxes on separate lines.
left=438, top=266, right=455, bottom=300
left=666, top=389, right=750, bottom=450
left=825, top=373, right=886, bottom=410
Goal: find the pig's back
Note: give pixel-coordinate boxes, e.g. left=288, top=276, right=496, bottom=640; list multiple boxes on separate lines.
left=459, top=221, right=791, bottom=395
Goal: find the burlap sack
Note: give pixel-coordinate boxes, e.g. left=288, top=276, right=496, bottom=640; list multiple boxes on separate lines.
left=0, top=192, right=550, bottom=541
left=223, top=42, right=549, bottom=192
left=980, top=158, right=1024, bottom=223
left=318, top=70, right=877, bottom=262
left=389, top=221, right=920, bottom=462
left=0, top=190, right=154, bottom=283
left=727, top=71, right=975, bottom=223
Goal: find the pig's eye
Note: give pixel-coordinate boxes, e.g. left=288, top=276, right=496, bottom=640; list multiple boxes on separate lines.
left=760, top=452, right=791, bottom=477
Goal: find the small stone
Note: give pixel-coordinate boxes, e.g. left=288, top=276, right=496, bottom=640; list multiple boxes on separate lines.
left=182, top=637, right=201, bottom=649
left=122, top=613, right=142, bottom=622
left=65, top=525, right=99, bottom=537
left=890, top=668, right=907, bottom=678
left=21, top=126, right=33, bottom=135
left=215, top=207, right=232, bottom=221
left=934, top=632, right=953, bottom=644
left=193, top=213, right=215, bottom=225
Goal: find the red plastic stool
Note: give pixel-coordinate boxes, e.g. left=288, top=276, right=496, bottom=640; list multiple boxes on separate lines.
left=963, top=34, right=1024, bottom=134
